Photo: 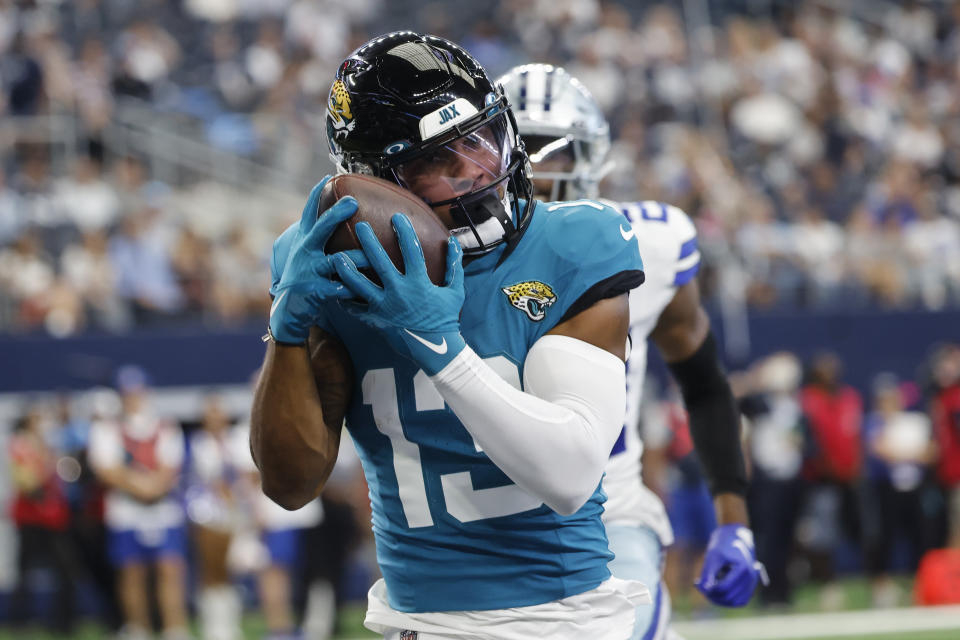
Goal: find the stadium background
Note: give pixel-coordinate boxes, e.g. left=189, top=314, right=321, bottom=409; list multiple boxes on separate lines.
left=1, top=0, right=960, bottom=638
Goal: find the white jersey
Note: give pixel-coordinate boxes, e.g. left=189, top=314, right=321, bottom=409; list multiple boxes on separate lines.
left=88, top=412, right=185, bottom=532
left=365, top=576, right=650, bottom=640
left=599, top=200, right=701, bottom=546
left=186, top=427, right=252, bottom=530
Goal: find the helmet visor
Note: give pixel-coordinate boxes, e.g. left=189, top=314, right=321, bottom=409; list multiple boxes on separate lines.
left=392, top=114, right=515, bottom=206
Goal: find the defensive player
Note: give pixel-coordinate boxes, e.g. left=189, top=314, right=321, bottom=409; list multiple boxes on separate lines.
left=252, top=33, right=650, bottom=639
left=499, top=64, right=766, bottom=638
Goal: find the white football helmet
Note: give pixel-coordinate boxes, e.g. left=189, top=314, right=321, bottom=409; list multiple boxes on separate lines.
left=497, top=64, right=612, bottom=201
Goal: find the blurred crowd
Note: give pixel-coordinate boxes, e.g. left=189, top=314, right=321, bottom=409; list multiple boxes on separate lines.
left=5, top=342, right=960, bottom=635
left=3, top=366, right=372, bottom=638
left=1, top=0, right=960, bottom=336
left=641, top=341, right=960, bottom=612
left=4, top=2, right=960, bottom=635
left=0, top=151, right=275, bottom=335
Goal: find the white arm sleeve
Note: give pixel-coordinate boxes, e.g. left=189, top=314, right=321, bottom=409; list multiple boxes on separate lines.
left=431, top=334, right=626, bottom=515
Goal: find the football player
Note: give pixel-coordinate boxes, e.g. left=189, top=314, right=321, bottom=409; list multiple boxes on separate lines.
left=252, top=33, right=651, bottom=639
left=499, top=63, right=767, bottom=639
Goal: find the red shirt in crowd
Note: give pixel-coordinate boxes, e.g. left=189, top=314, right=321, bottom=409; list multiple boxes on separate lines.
left=932, top=384, right=960, bottom=488
left=800, top=384, right=864, bottom=483
left=9, top=433, right=69, bottom=530
left=915, top=548, right=960, bottom=605
left=666, top=402, right=694, bottom=461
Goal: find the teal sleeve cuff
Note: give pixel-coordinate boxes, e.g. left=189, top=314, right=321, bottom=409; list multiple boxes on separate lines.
left=396, top=329, right=467, bottom=376
left=268, top=291, right=311, bottom=345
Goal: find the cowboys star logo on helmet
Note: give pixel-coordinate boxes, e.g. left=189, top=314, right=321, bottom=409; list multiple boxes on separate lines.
left=501, top=281, right=557, bottom=322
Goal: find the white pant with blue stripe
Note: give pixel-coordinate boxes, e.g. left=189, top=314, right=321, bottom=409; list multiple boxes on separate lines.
left=606, top=524, right=672, bottom=640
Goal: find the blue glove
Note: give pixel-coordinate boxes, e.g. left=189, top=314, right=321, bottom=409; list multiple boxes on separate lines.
left=333, top=213, right=466, bottom=375
left=696, top=524, right=768, bottom=607
left=269, top=177, right=366, bottom=345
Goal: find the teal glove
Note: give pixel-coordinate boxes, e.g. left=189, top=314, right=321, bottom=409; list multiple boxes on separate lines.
left=333, top=213, right=466, bottom=374
left=269, top=177, right=363, bottom=345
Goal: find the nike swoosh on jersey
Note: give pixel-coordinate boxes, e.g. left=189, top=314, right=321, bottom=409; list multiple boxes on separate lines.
left=403, top=329, right=448, bottom=354
left=270, top=290, right=288, bottom=319
left=620, top=224, right=636, bottom=241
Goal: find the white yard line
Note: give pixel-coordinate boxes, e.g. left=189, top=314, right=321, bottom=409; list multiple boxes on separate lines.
left=672, top=605, right=960, bottom=640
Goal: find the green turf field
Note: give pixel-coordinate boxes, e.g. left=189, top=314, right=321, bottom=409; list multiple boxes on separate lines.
left=671, top=575, right=910, bottom=619
left=0, top=608, right=379, bottom=640
left=4, top=629, right=957, bottom=640
left=675, top=625, right=960, bottom=640
left=670, top=577, right=960, bottom=640
left=3, top=580, right=957, bottom=639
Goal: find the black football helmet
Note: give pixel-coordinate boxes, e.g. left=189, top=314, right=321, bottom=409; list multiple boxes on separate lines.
left=325, top=31, right=534, bottom=256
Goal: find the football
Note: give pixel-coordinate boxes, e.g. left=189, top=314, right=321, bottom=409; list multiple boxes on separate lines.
left=322, top=174, right=451, bottom=286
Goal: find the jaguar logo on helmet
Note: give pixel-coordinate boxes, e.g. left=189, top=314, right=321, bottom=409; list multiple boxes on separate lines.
left=502, top=281, right=557, bottom=322
left=328, top=79, right=356, bottom=132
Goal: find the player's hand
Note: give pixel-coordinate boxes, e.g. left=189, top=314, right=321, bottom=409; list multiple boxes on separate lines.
left=696, top=524, right=768, bottom=607
left=333, top=213, right=466, bottom=374
left=269, top=176, right=367, bottom=345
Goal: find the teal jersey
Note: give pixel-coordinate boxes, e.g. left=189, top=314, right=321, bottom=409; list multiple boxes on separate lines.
left=271, top=199, right=644, bottom=613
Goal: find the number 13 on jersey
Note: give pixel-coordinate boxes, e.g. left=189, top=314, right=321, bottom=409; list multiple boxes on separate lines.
left=361, top=357, right=542, bottom=528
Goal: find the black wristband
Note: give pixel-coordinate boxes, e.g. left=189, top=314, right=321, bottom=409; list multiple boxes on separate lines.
left=667, top=331, right=748, bottom=496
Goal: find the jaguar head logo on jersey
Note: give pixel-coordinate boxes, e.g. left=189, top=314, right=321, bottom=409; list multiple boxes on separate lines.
left=501, top=281, right=557, bottom=322
left=327, top=79, right=355, bottom=132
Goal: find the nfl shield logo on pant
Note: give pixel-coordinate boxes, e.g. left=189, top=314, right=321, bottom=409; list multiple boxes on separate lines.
left=400, top=631, right=418, bottom=640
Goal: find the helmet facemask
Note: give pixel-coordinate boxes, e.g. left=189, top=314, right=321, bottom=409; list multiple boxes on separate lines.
left=523, top=133, right=594, bottom=201
left=497, top=64, right=612, bottom=203
left=383, top=98, right=533, bottom=255
left=518, top=124, right=612, bottom=202
left=324, top=32, right=535, bottom=256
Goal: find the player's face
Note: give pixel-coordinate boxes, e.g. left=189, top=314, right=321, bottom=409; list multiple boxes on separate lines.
left=395, top=123, right=509, bottom=228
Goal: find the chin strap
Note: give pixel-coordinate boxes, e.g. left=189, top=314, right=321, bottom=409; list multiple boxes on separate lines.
left=496, top=193, right=533, bottom=267
left=449, top=188, right=514, bottom=251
